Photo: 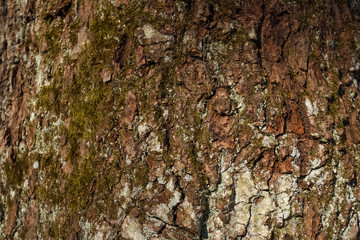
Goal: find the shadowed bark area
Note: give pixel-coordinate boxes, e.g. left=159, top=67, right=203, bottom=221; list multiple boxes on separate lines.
left=1, top=0, right=360, bottom=239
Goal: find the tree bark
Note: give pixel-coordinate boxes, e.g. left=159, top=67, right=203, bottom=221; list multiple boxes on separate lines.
left=1, top=0, right=360, bottom=239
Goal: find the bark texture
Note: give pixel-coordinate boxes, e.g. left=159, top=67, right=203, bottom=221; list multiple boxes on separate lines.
left=1, top=0, right=360, bottom=239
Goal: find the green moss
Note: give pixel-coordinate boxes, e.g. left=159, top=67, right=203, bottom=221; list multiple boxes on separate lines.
left=43, top=19, right=64, bottom=61
left=37, top=84, right=62, bottom=114
left=69, top=20, right=80, bottom=47
left=188, top=142, right=209, bottom=188
left=133, top=163, right=149, bottom=188
left=115, top=0, right=167, bottom=30
left=235, top=122, right=254, bottom=139
left=47, top=216, right=77, bottom=239
left=327, top=97, right=339, bottom=117
left=56, top=5, right=122, bottom=162
left=271, top=228, right=282, bottom=239
left=45, top=3, right=141, bottom=212
left=4, top=151, right=30, bottom=188
left=23, top=37, right=32, bottom=49
left=65, top=155, right=96, bottom=212
left=205, top=0, right=241, bottom=16
left=252, top=134, right=265, bottom=150
left=34, top=0, right=184, bottom=226
left=187, top=111, right=211, bottom=188
left=36, top=152, right=63, bottom=206
left=36, top=65, right=66, bottom=116
left=194, top=112, right=210, bottom=146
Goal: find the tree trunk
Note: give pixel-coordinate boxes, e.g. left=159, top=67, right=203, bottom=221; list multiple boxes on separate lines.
left=1, top=0, right=360, bottom=239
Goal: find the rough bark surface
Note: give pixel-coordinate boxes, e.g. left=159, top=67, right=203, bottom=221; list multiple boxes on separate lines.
left=1, top=0, right=360, bottom=239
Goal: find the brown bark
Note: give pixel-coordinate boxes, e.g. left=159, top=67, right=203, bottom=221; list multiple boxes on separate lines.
left=1, top=0, right=360, bottom=239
